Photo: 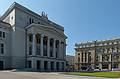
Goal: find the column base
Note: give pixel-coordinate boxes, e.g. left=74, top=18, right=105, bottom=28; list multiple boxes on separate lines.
left=108, top=64, right=112, bottom=71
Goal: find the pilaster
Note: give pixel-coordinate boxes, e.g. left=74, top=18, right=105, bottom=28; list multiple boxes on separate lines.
left=40, top=34, right=44, bottom=56
left=47, top=37, right=50, bottom=57
left=32, top=34, right=36, bottom=55
left=109, top=54, right=112, bottom=70
left=53, top=39, right=56, bottom=58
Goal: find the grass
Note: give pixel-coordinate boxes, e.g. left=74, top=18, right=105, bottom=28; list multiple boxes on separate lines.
left=63, top=71, right=120, bottom=78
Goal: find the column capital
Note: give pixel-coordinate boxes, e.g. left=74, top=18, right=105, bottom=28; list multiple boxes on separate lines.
left=47, top=36, right=51, bottom=39
left=41, top=34, right=44, bottom=37
left=32, top=32, right=36, bottom=35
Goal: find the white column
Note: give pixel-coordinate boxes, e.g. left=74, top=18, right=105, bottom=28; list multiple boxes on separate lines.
left=41, top=60, right=44, bottom=71
left=63, top=42, right=66, bottom=60
left=100, top=54, right=102, bottom=62
left=59, top=62, right=62, bottom=71
left=83, top=53, right=85, bottom=63
left=54, top=61, right=57, bottom=71
left=32, top=57, right=36, bottom=70
left=86, top=53, right=88, bottom=63
left=32, top=34, right=36, bottom=55
left=99, top=54, right=102, bottom=70
left=48, top=61, right=50, bottom=71
left=59, top=42, right=61, bottom=59
left=57, top=41, right=60, bottom=59
left=54, top=39, right=56, bottom=58
left=27, top=34, right=29, bottom=55
left=99, top=63, right=102, bottom=70
left=61, top=43, right=64, bottom=60
left=52, top=39, right=54, bottom=57
left=41, top=34, right=44, bottom=56
left=80, top=52, right=82, bottom=63
left=47, top=37, right=50, bottom=57
left=109, top=54, right=112, bottom=70
left=109, top=54, right=112, bottom=62
left=118, top=55, right=120, bottom=70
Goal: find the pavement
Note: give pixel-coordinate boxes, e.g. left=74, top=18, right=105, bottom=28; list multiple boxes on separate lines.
left=0, top=71, right=119, bottom=79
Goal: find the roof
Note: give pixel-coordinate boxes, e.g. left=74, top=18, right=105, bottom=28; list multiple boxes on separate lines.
left=25, top=23, right=67, bottom=39
left=1, top=2, right=64, bottom=31
left=0, top=20, right=11, bottom=28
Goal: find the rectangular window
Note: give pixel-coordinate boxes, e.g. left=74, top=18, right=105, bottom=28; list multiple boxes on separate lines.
left=50, top=39, right=54, bottom=57
left=36, top=60, right=41, bottom=70
left=62, top=62, right=64, bottom=70
left=88, top=52, right=91, bottom=62
left=43, top=45, right=47, bottom=56
left=82, top=53, right=84, bottom=62
left=3, top=32, right=5, bottom=38
left=32, top=19, right=34, bottom=23
left=44, top=61, right=48, bottom=70
left=36, top=46, right=40, bottom=55
left=50, top=47, right=53, bottom=57
left=29, top=35, right=32, bottom=42
left=29, top=18, right=32, bottom=24
left=1, top=44, right=4, bottom=54
left=0, top=31, right=2, bottom=37
left=29, top=46, right=32, bottom=55
left=36, top=37, right=40, bottom=44
left=56, top=62, right=59, bottom=70
left=78, top=57, right=80, bottom=62
left=51, top=62, right=54, bottom=70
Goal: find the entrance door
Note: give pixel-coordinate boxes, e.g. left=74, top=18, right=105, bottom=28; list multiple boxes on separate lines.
left=56, top=62, right=59, bottom=71
left=51, top=62, right=54, bottom=70
left=44, top=61, right=48, bottom=70
left=0, top=61, right=3, bottom=70
left=37, top=60, right=40, bottom=70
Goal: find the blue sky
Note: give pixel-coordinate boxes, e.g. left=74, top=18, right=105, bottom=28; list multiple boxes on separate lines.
left=0, top=0, right=120, bottom=55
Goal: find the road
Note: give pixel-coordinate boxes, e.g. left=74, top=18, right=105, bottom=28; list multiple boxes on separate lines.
left=0, top=71, right=119, bottom=79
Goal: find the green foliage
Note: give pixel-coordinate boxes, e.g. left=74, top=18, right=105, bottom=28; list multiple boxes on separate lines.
left=64, top=72, right=120, bottom=78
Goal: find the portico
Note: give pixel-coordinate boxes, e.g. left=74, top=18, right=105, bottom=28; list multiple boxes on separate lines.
left=26, top=23, right=66, bottom=71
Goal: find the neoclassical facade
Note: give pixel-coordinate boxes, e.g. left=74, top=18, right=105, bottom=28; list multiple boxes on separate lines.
left=0, top=21, right=11, bottom=70
left=75, top=38, right=120, bottom=71
left=0, top=2, right=67, bottom=71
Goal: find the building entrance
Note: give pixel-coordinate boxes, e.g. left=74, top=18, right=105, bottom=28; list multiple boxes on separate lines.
left=0, top=61, right=4, bottom=70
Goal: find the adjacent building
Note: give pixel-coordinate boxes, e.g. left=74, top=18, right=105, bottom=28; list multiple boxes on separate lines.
left=0, top=2, right=67, bottom=71
left=75, top=38, right=120, bottom=71
left=0, top=21, right=11, bottom=69
left=66, top=55, right=75, bottom=70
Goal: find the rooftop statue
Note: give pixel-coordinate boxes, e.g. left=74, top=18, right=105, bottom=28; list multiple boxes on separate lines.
left=41, top=11, right=48, bottom=19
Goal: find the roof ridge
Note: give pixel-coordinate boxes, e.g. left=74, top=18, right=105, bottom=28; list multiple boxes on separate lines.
left=1, top=2, right=64, bottom=31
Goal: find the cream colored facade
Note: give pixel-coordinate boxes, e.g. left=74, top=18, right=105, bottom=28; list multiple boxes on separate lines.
left=0, top=2, right=67, bottom=71
left=75, top=39, right=120, bottom=71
